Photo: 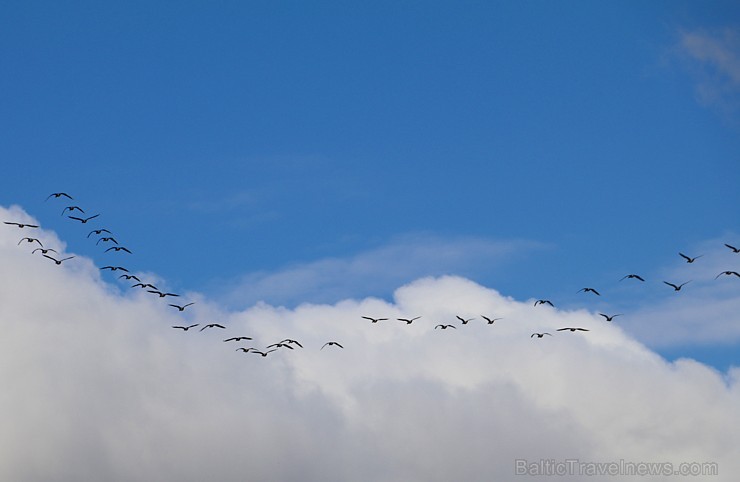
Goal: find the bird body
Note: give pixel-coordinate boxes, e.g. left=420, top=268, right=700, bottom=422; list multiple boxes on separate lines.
left=456, top=315, right=474, bottom=325
left=557, top=327, right=589, bottom=332
left=43, top=255, right=74, bottom=265
left=362, top=316, right=388, bottom=323
left=531, top=332, right=552, bottom=338
left=224, top=337, right=253, bottom=342
left=620, top=274, right=645, bottom=282
left=724, top=244, right=740, bottom=253
left=105, top=246, right=132, bottom=254
left=679, top=252, right=702, bottom=263
left=481, top=316, right=503, bottom=324
left=435, top=324, right=456, bottom=330
left=534, top=299, right=554, bottom=307
left=4, top=222, right=39, bottom=228
left=599, top=313, right=622, bottom=322
left=664, top=281, right=691, bottom=291
left=715, top=271, right=740, bottom=279
left=172, top=324, right=198, bottom=331
left=577, top=287, right=601, bottom=296
left=200, top=323, right=225, bottom=331
left=169, top=302, right=195, bottom=311
left=18, top=237, right=42, bottom=246
left=45, top=192, right=73, bottom=201
left=321, top=341, right=344, bottom=350
left=68, top=214, right=100, bottom=223
left=397, top=316, right=421, bottom=324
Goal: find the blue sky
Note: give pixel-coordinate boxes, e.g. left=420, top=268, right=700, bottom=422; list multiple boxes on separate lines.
left=2, top=1, right=739, bottom=364
left=1, top=2, right=740, bottom=479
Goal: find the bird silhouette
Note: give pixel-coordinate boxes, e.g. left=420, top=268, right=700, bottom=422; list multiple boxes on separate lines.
left=397, top=316, right=421, bottom=324
left=43, top=255, right=74, bottom=265
left=132, top=283, right=158, bottom=289
left=101, top=266, right=129, bottom=272
left=147, top=290, right=178, bottom=297
left=620, top=274, right=645, bottom=282
left=61, top=206, right=84, bottom=216
left=68, top=214, right=100, bottom=223
left=87, top=229, right=112, bottom=238
left=435, top=324, right=456, bottom=330
left=599, top=313, right=622, bottom=322
left=118, top=274, right=141, bottom=282
left=266, top=342, right=294, bottom=350
left=172, top=324, right=198, bottom=331
left=456, top=315, right=474, bottom=325
left=557, top=327, right=589, bottom=332
left=96, top=237, right=118, bottom=245
left=252, top=349, right=277, bottom=357
left=199, top=323, right=225, bottom=331
left=281, top=339, right=303, bottom=348
left=715, top=271, right=740, bottom=279
left=534, top=299, right=554, bottom=307
left=32, top=248, right=58, bottom=255
left=664, top=280, right=691, bottom=291
left=45, top=192, right=73, bottom=201
left=224, top=337, right=253, bottom=342
left=321, top=341, right=344, bottom=350
left=531, top=333, right=552, bottom=338
left=235, top=347, right=253, bottom=353
left=362, top=316, right=388, bottom=323
left=105, top=246, right=132, bottom=254
left=169, top=302, right=195, bottom=311
left=724, top=244, right=740, bottom=253
left=577, top=287, right=601, bottom=296
left=679, top=252, right=702, bottom=263
left=481, top=316, right=503, bottom=324
left=18, top=237, right=42, bottom=246
left=4, top=221, right=39, bottom=229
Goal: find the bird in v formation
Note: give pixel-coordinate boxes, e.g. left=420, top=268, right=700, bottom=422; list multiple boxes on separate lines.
left=19, top=191, right=740, bottom=357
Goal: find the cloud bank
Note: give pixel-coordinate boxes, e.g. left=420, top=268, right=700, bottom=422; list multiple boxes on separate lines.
left=1, top=205, right=738, bottom=481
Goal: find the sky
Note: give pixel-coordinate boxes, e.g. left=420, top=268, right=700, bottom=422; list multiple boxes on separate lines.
left=1, top=1, right=739, bottom=480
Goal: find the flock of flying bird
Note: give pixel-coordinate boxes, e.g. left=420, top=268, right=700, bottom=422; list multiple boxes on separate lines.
left=5, top=192, right=740, bottom=356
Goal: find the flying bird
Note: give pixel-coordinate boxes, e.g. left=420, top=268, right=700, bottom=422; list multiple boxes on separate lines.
left=45, top=192, right=73, bottom=201
left=18, top=237, right=42, bottom=246
left=362, top=316, right=388, bottom=323
left=620, top=274, right=645, bottom=282
left=456, top=315, right=474, bottom=325
left=118, top=274, right=141, bottom=282
left=32, top=248, right=58, bottom=255
left=534, top=299, right=554, bottom=307
left=599, top=313, right=622, bottom=322
left=252, top=349, right=277, bottom=357
left=101, top=266, right=129, bottom=272
left=281, top=339, right=303, bottom=348
left=321, top=341, right=344, bottom=350
left=266, top=342, right=294, bottom=350
left=4, top=221, right=39, bottom=228
left=235, top=347, right=253, bottom=353
left=172, top=324, right=198, bottom=331
left=531, top=333, right=552, bottom=338
left=481, top=316, right=503, bottom=324
left=147, top=290, right=178, bottom=297
left=169, top=302, right=195, bottom=311
left=224, top=337, right=253, bottom=342
left=132, top=283, right=158, bottom=289
left=68, top=214, right=100, bottom=223
left=663, top=280, right=691, bottom=291
left=577, top=287, right=601, bottom=296
left=397, top=316, right=421, bottom=324
left=679, top=252, right=702, bottom=263
left=61, top=206, right=84, bottom=216
left=105, top=246, right=132, bottom=254
left=724, top=244, right=740, bottom=253
left=87, top=229, right=112, bottom=238
left=715, top=271, right=740, bottom=279
left=96, top=237, right=118, bottom=245
left=43, top=255, right=74, bottom=265
left=556, top=327, right=590, bottom=332
left=199, top=323, right=225, bottom=331
left=435, top=324, right=456, bottom=330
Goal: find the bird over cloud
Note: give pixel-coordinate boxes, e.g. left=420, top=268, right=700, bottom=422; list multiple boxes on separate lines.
left=1, top=204, right=739, bottom=481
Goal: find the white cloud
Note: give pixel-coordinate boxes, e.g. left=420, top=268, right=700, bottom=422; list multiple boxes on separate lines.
left=1, top=205, right=739, bottom=481
left=215, top=234, right=546, bottom=307
left=679, top=28, right=740, bottom=114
